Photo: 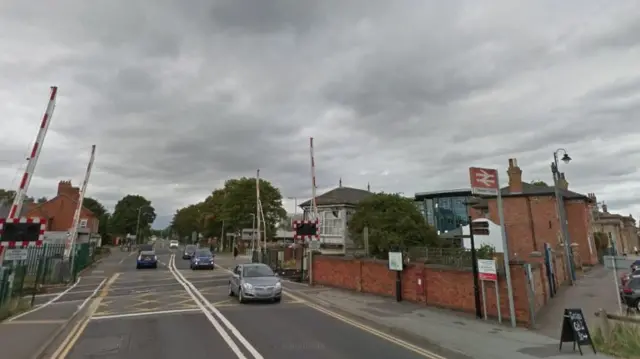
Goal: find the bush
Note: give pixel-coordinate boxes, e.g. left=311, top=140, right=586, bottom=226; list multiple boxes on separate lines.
left=592, top=322, right=640, bottom=358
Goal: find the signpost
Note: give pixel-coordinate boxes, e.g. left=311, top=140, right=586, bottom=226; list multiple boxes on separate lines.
left=388, top=251, right=404, bottom=302
left=478, top=258, right=502, bottom=322
left=469, top=166, right=517, bottom=328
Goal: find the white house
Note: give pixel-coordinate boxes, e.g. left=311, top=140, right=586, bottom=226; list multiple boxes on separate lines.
left=460, top=218, right=504, bottom=253
left=298, top=186, right=373, bottom=253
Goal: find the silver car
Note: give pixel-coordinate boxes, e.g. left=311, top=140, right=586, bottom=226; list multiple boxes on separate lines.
left=228, top=263, right=282, bottom=303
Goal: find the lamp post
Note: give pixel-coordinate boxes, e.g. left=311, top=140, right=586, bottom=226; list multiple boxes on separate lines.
left=551, top=148, right=576, bottom=284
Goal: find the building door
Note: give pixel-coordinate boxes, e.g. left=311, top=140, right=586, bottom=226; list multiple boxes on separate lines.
left=544, top=242, right=557, bottom=298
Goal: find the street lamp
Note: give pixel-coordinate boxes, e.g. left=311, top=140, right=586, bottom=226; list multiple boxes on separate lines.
left=551, top=148, right=576, bottom=284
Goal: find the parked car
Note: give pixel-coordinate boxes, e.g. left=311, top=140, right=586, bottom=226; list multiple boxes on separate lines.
left=169, top=240, right=179, bottom=249
left=136, top=250, right=158, bottom=269
left=182, top=245, right=197, bottom=259
left=621, top=276, right=640, bottom=312
left=190, top=249, right=215, bottom=270
left=631, top=259, right=640, bottom=272
left=621, top=269, right=640, bottom=287
left=228, top=263, right=282, bottom=303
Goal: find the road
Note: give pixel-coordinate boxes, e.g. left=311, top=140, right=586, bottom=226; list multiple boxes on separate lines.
left=43, top=243, right=445, bottom=358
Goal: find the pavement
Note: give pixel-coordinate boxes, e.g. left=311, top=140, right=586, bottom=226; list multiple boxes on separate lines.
left=3, top=242, right=455, bottom=358
left=535, top=265, right=624, bottom=339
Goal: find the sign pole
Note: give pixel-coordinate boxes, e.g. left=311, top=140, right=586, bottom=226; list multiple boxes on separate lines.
left=495, top=277, right=502, bottom=323
left=481, top=279, right=487, bottom=320
left=496, top=172, right=517, bottom=328
left=469, top=218, right=482, bottom=319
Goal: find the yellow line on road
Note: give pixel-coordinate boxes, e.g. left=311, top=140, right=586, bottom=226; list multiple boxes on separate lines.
left=51, top=272, right=121, bottom=359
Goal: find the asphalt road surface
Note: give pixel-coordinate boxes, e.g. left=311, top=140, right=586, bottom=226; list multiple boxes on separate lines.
left=49, top=243, right=446, bottom=358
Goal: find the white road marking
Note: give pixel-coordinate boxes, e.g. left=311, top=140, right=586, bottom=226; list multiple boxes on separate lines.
left=8, top=276, right=83, bottom=322
left=169, top=255, right=263, bottom=359
left=91, top=308, right=201, bottom=321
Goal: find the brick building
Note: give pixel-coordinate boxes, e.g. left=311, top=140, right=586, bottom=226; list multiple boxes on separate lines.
left=593, top=203, right=638, bottom=255
left=470, top=158, right=598, bottom=266
left=24, top=180, right=99, bottom=233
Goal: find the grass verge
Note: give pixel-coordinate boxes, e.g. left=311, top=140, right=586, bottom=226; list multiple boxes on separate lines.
left=593, top=322, right=640, bottom=359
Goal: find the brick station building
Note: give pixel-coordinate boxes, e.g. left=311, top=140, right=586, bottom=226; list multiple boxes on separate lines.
left=469, top=158, right=598, bottom=266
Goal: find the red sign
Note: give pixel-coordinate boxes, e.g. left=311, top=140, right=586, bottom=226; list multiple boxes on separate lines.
left=479, top=273, right=498, bottom=281
left=469, top=167, right=499, bottom=195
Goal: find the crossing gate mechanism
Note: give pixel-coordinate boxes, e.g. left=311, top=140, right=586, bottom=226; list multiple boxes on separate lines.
left=0, top=217, right=46, bottom=255
left=293, top=219, right=320, bottom=241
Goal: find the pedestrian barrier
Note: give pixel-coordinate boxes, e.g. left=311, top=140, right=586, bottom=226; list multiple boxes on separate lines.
left=0, top=242, right=101, bottom=320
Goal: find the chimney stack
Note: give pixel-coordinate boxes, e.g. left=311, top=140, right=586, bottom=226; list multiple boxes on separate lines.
left=367, top=182, right=371, bottom=192
left=57, top=180, right=80, bottom=201
left=602, top=203, right=608, bottom=213
left=557, top=173, right=569, bottom=190
left=507, top=158, right=523, bottom=193
left=339, top=178, right=342, bottom=188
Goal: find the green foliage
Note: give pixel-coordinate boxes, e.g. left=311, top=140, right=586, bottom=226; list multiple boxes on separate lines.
left=171, top=177, right=287, bottom=240
left=592, top=322, right=640, bottom=359
left=530, top=180, right=548, bottom=187
left=348, top=193, right=439, bottom=258
left=476, top=244, right=496, bottom=259
left=0, top=188, right=40, bottom=205
left=594, top=231, right=610, bottom=250
left=109, top=195, right=156, bottom=240
left=83, top=197, right=111, bottom=242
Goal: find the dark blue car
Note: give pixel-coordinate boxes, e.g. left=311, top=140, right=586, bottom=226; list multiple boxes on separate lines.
left=190, top=249, right=215, bottom=270
left=136, top=250, right=158, bottom=269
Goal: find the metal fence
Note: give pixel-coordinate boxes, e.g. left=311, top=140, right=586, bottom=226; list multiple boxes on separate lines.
left=0, top=242, right=99, bottom=319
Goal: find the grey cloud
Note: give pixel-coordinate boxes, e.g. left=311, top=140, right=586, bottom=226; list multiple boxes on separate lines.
left=2, top=1, right=640, bottom=220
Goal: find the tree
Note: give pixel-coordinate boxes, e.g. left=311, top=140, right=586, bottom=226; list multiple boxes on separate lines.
left=83, top=197, right=111, bottom=242
left=0, top=189, right=38, bottom=205
left=530, top=180, right=548, bottom=187
left=109, top=195, right=156, bottom=241
left=213, top=177, right=286, bottom=238
left=171, top=203, right=208, bottom=239
left=171, top=177, right=287, bottom=241
left=348, top=193, right=439, bottom=258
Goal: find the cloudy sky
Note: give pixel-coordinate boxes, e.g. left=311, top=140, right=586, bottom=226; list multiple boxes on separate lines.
left=1, top=0, right=639, bottom=228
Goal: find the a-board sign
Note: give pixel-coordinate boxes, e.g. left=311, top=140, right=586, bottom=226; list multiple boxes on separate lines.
left=478, top=259, right=497, bottom=281
left=388, top=252, right=403, bottom=271
left=559, top=308, right=596, bottom=355
left=4, top=248, right=29, bottom=261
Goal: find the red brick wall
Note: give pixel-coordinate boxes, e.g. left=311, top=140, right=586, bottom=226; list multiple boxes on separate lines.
left=312, top=255, right=547, bottom=326
left=565, top=201, right=598, bottom=265
left=473, top=196, right=597, bottom=266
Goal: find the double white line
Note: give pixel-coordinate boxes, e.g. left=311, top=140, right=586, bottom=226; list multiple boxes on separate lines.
left=168, top=254, right=263, bottom=359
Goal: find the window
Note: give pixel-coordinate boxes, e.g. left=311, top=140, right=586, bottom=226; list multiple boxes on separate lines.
left=321, top=210, right=342, bottom=236
left=79, top=219, right=88, bottom=228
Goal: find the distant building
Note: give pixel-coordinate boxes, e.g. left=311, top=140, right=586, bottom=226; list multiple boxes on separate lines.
left=299, top=186, right=373, bottom=252
left=414, top=189, right=473, bottom=233
left=23, top=181, right=99, bottom=244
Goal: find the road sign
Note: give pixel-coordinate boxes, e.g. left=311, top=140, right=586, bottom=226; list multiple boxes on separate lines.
left=4, top=248, right=29, bottom=261
left=469, top=167, right=499, bottom=196
left=309, top=240, right=320, bottom=251
left=478, top=259, right=497, bottom=281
